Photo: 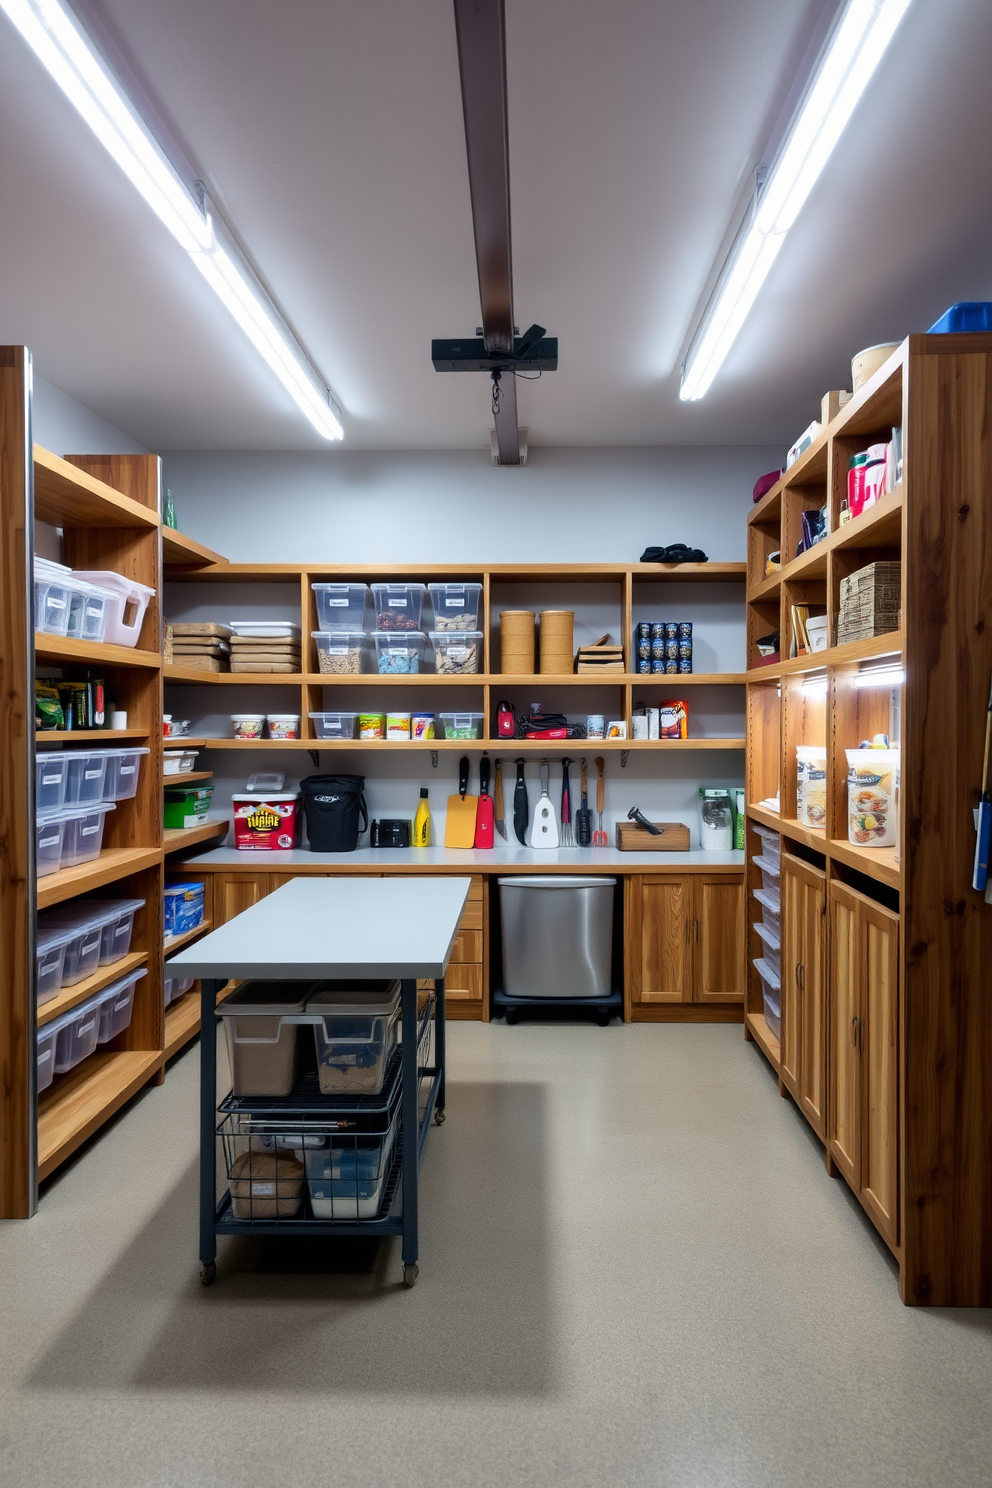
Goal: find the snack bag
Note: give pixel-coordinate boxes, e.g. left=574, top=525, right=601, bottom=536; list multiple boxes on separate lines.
left=846, top=748, right=899, bottom=847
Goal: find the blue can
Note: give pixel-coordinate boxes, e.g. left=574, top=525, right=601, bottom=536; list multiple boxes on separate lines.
left=665, top=639, right=679, bottom=659
left=637, top=658, right=652, bottom=673
left=651, top=622, right=666, bottom=639
left=678, top=621, right=693, bottom=640
left=679, top=640, right=693, bottom=659
left=665, top=660, right=679, bottom=674
left=651, top=659, right=667, bottom=673
left=664, top=622, right=679, bottom=640
left=678, top=658, right=693, bottom=673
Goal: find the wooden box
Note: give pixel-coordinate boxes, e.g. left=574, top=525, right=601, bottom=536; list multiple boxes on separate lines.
left=615, top=821, right=690, bottom=851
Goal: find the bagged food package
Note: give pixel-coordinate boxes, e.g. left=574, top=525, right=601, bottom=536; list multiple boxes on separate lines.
left=796, top=745, right=827, bottom=827
left=846, top=748, right=899, bottom=847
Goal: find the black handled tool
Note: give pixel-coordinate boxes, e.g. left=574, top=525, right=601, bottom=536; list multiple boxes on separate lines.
left=576, top=758, right=592, bottom=845
left=627, top=806, right=662, bottom=836
left=513, top=757, right=529, bottom=845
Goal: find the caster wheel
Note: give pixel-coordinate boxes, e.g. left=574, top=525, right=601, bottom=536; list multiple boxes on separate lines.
left=505, top=1008, right=519, bottom=1025
left=403, top=1263, right=419, bottom=1288
left=200, top=1262, right=217, bottom=1286
left=596, top=1011, right=611, bottom=1028
left=434, top=1108, right=446, bottom=1126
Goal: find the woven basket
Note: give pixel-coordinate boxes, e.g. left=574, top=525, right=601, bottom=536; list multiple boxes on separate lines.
left=539, top=610, right=574, bottom=673
left=500, top=610, right=536, bottom=673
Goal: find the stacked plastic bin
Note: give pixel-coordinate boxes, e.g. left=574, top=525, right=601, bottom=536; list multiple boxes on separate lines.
left=752, top=825, right=782, bottom=1039
left=35, top=745, right=150, bottom=877
left=36, top=970, right=146, bottom=1093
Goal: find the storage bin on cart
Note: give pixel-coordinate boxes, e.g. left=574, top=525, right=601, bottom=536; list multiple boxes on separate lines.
left=754, top=957, right=782, bottom=1041
left=37, top=1025, right=57, bottom=1093
left=164, top=882, right=205, bottom=939
left=312, top=582, right=370, bottom=631
left=753, top=919, right=781, bottom=979
left=103, top=747, right=149, bottom=801
left=306, top=1110, right=398, bottom=1219
left=70, top=570, right=155, bottom=648
left=306, top=980, right=401, bottom=1096
left=36, top=752, right=69, bottom=812
left=96, top=968, right=143, bottom=1042
left=219, top=982, right=317, bottom=1097
left=36, top=924, right=72, bottom=1006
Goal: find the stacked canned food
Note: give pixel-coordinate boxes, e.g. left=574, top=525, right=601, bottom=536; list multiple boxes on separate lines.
left=634, top=621, right=693, bottom=674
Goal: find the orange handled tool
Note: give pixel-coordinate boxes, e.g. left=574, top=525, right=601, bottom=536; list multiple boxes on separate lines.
left=593, top=756, right=608, bottom=845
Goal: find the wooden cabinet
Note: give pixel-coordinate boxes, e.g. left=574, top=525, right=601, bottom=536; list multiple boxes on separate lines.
left=780, top=856, right=827, bottom=1138
left=628, top=873, right=745, bottom=1011
left=213, top=873, right=276, bottom=926
left=827, top=880, right=900, bottom=1250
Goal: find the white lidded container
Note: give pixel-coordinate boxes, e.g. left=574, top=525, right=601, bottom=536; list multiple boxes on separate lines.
left=71, top=570, right=155, bottom=649
left=163, top=749, right=199, bottom=776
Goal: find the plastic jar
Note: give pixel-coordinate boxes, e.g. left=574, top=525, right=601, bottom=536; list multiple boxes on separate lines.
left=796, top=745, right=827, bottom=826
left=846, top=748, right=899, bottom=847
left=267, top=714, right=300, bottom=740
left=359, top=713, right=386, bottom=740
left=386, top=712, right=412, bottom=740
left=231, top=714, right=266, bottom=740
left=411, top=712, right=435, bottom=740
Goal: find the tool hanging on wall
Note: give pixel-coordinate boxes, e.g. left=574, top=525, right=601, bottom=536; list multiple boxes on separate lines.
left=593, top=756, right=608, bottom=845
left=474, top=753, right=495, bottom=848
left=528, top=758, right=560, bottom=849
left=973, top=674, right=992, bottom=892
left=494, top=758, right=507, bottom=840
left=576, top=758, right=592, bottom=845
left=513, top=757, right=529, bottom=845
left=560, top=757, right=574, bottom=847
left=444, top=754, right=479, bottom=848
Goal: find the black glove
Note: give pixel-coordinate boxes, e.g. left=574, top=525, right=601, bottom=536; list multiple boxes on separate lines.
left=639, top=543, right=708, bottom=563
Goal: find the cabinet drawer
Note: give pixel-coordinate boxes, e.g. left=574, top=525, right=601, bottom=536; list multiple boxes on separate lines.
left=445, top=962, right=483, bottom=1001
left=450, top=929, right=484, bottom=963
left=458, top=901, right=483, bottom=931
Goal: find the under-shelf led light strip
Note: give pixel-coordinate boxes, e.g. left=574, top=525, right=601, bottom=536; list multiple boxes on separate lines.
left=680, top=0, right=913, bottom=401
left=0, top=0, right=344, bottom=440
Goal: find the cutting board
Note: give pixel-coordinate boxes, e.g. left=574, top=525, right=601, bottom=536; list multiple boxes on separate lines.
left=445, top=755, right=479, bottom=847
left=615, top=821, right=690, bottom=851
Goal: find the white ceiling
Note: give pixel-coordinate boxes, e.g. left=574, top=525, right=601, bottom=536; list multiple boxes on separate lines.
left=0, top=0, right=990, bottom=452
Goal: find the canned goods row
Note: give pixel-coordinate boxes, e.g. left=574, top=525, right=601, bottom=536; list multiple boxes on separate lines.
left=636, top=659, right=694, bottom=674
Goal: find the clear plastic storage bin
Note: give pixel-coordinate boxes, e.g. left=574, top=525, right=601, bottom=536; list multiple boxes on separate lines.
left=306, top=1114, right=398, bottom=1219
left=307, top=981, right=401, bottom=1095
left=36, top=811, right=67, bottom=877
left=36, top=925, right=71, bottom=1005
left=753, top=920, right=781, bottom=979
left=752, top=853, right=781, bottom=895
left=164, top=976, right=195, bottom=1006
left=372, top=632, right=427, bottom=675
left=36, top=752, right=69, bottom=812
left=63, top=750, right=109, bottom=806
left=312, top=631, right=370, bottom=675
left=312, top=582, right=370, bottom=631
left=66, top=579, right=111, bottom=643
left=754, top=957, right=782, bottom=1041
left=70, top=570, right=155, bottom=649
left=753, top=885, right=781, bottom=935
left=96, top=968, right=144, bottom=1042
left=438, top=712, right=485, bottom=740
left=51, top=996, right=103, bottom=1073
left=371, top=582, right=427, bottom=632
left=53, top=912, right=107, bottom=986
left=102, top=747, right=149, bottom=801
left=97, top=898, right=144, bottom=964
left=430, top=630, right=483, bottom=675
left=37, top=1025, right=57, bottom=1093
left=752, top=824, right=781, bottom=863
left=60, top=802, right=115, bottom=867
left=428, top=582, right=483, bottom=630
left=309, top=712, right=359, bottom=740
left=219, top=982, right=316, bottom=1097
left=34, top=559, right=72, bottom=635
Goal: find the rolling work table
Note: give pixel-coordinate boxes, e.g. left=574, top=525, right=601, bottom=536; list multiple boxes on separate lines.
left=167, top=875, right=471, bottom=1287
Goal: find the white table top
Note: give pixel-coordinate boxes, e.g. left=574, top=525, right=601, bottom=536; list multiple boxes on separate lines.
left=166, top=875, right=471, bottom=981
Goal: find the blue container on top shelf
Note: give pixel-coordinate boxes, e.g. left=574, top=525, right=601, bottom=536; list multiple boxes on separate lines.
left=927, top=303, right=992, bottom=334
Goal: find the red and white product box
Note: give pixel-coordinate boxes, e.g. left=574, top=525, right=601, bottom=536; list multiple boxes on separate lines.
left=232, top=792, right=301, bottom=851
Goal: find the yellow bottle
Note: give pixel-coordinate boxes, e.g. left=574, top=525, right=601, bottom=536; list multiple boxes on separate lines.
left=413, top=787, right=431, bottom=847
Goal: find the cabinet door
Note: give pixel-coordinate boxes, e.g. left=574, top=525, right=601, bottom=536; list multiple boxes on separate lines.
left=797, top=864, right=827, bottom=1140
left=694, top=877, right=745, bottom=1002
left=213, top=874, right=272, bottom=926
left=637, top=877, right=693, bottom=1003
left=779, top=861, right=803, bottom=1095
left=859, top=899, right=900, bottom=1249
left=828, top=881, right=862, bottom=1188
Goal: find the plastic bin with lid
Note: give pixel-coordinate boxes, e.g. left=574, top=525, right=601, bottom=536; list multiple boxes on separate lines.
left=164, top=975, right=195, bottom=1006
left=35, top=751, right=69, bottom=812
left=307, top=1110, right=398, bottom=1219
left=753, top=852, right=781, bottom=895
left=33, top=558, right=72, bottom=636
left=372, top=631, right=427, bottom=675
left=65, top=578, right=112, bottom=643
left=164, top=783, right=214, bottom=829
left=428, top=582, right=483, bottom=630
left=92, top=897, right=144, bottom=964
left=164, top=748, right=198, bottom=775
left=37, top=1025, right=57, bottom=1093
left=753, top=885, right=781, bottom=935
left=229, top=620, right=301, bottom=638
left=312, top=631, right=371, bottom=675
left=60, top=802, right=115, bottom=867
left=312, top=582, right=370, bottom=632
left=36, top=924, right=72, bottom=1005
left=43, top=904, right=113, bottom=985
left=103, top=747, right=149, bottom=801
left=371, top=582, right=427, bottom=632
left=51, top=995, right=103, bottom=1074
left=306, top=980, right=401, bottom=1096
left=63, top=749, right=109, bottom=806
left=753, top=919, right=781, bottom=979
left=754, top=957, right=782, bottom=1041
left=70, top=570, right=155, bottom=649
left=752, top=823, right=781, bottom=863
left=219, top=982, right=318, bottom=1097
left=95, top=968, right=144, bottom=1043
left=36, top=811, right=67, bottom=877
left=164, top=882, right=205, bottom=939
left=439, top=712, right=485, bottom=740
left=430, top=630, right=483, bottom=675
left=309, top=711, right=359, bottom=740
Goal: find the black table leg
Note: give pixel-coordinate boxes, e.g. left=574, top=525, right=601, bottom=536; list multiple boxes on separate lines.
left=199, top=978, right=221, bottom=1284
left=400, top=977, right=419, bottom=1286
left=435, top=975, right=446, bottom=1123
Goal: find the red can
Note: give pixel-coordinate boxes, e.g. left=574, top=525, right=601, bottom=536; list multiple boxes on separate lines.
left=232, top=792, right=301, bottom=851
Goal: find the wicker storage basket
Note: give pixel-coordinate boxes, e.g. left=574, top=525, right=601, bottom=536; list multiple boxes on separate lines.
left=500, top=610, right=536, bottom=673
left=539, top=610, right=574, bottom=674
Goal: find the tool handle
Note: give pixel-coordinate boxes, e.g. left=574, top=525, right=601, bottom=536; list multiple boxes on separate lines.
left=595, top=756, right=605, bottom=815
left=479, top=753, right=490, bottom=797
left=458, top=754, right=469, bottom=799
left=494, top=759, right=504, bottom=814
left=580, top=759, right=588, bottom=800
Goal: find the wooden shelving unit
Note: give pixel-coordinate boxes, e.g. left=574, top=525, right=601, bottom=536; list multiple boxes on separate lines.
left=744, top=334, right=992, bottom=1306
left=164, top=820, right=228, bottom=853
left=37, top=953, right=148, bottom=1027
left=164, top=919, right=214, bottom=953
left=36, top=847, right=164, bottom=911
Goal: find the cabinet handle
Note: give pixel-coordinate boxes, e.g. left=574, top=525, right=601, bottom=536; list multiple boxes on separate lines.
left=850, top=1014, right=858, bottom=1048
left=694, top=918, right=700, bottom=943
left=858, top=1016, right=865, bottom=1053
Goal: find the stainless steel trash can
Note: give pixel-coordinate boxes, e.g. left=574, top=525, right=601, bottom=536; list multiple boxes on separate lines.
left=498, top=876, right=616, bottom=999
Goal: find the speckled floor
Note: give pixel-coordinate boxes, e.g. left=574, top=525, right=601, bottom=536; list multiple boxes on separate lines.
left=1, top=1022, right=990, bottom=1488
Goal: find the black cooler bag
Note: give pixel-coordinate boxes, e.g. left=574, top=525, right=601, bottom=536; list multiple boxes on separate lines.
left=300, top=775, right=368, bottom=852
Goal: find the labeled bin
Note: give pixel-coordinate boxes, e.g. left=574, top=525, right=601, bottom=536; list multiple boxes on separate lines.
left=34, top=558, right=72, bottom=635
left=36, top=925, right=72, bottom=1006
left=61, top=802, right=115, bottom=868
left=312, top=631, right=371, bottom=675
left=50, top=911, right=106, bottom=986
left=428, top=582, right=482, bottom=631
left=312, top=582, right=370, bottom=631
left=430, top=630, right=483, bottom=675
left=64, top=750, right=109, bottom=806
left=66, top=579, right=112, bottom=643
left=438, top=712, right=484, bottom=740
left=372, top=631, right=427, bottom=675
left=96, top=898, right=144, bottom=964
left=306, top=1111, right=398, bottom=1219
left=96, top=968, right=144, bottom=1042
left=103, top=747, right=149, bottom=801
left=51, top=996, right=103, bottom=1074
left=219, top=982, right=317, bottom=1097
left=164, top=784, right=214, bottom=829
left=754, top=957, right=782, bottom=1041
left=35, top=811, right=67, bottom=877
left=36, top=752, right=69, bottom=812
left=371, top=582, right=427, bottom=632
left=37, top=1025, right=57, bottom=1093
left=306, top=980, right=401, bottom=1095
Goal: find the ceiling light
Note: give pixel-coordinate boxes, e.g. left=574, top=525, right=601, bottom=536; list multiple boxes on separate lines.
left=854, top=664, right=904, bottom=688
left=680, top=0, right=913, bottom=402
left=1, top=0, right=343, bottom=440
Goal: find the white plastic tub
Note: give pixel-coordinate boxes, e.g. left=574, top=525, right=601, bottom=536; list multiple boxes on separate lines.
left=37, top=1025, right=57, bottom=1093
left=36, top=811, right=67, bottom=877
left=102, top=747, right=149, bottom=801
left=309, top=712, right=359, bottom=740
left=266, top=714, right=300, bottom=740
left=96, top=968, right=144, bottom=1042
left=312, top=583, right=370, bottom=631
left=66, top=579, right=112, bottom=643
left=36, top=925, right=71, bottom=1005
left=35, top=752, right=69, bottom=812
left=70, top=570, right=155, bottom=648
left=163, top=749, right=199, bottom=775
left=60, top=802, right=115, bottom=868
left=51, top=996, right=103, bottom=1073
left=63, top=750, right=109, bottom=806
left=306, top=1116, right=397, bottom=1220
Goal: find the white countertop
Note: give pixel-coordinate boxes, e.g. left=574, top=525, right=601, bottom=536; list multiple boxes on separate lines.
left=179, top=845, right=746, bottom=873
left=166, top=875, right=471, bottom=980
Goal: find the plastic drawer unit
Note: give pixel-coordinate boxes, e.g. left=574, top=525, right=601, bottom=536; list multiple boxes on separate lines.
left=752, top=853, right=781, bottom=898
left=306, top=1113, right=398, bottom=1220
left=752, top=886, right=781, bottom=938
left=219, top=982, right=317, bottom=1098
left=754, top=957, right=782, bottom=1041
left=753, top=920, right=781, bottom=979
left=752, top=823, right=781, bottom=863
left=306, top=980, right=401, bottom=1096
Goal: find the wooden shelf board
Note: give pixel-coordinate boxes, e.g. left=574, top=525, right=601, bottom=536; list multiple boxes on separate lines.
left=164, top=993, right=202, bottom=1059
left=37, top=847, right=163, bottom=910
left=36, top=633, right=161, bottom=670
left=744, top=1010, right=781, bottom=1073
left=33, top=446, right=159, bottom=530
left=164, top=665, right=305, bottom=684
left=199, top=736, right=746, bottom=752
left=166, top=669, right=747, bottom=688
left=164, top=820, right=228, bottom=853
left=162, top=769, right=213, bottom=784
left=36, top=952, right=148, bottom=1028
left=37, top=1049, right=164, bottom=1180
left=827, top=839, right=901, bottom=890
left=747, top=486, right=905, bottom=602
left=164, top=919, right=213, bottom=954
left=746, top=631, right=902, bottom=681
left=779, top=818, right=828, bottom=852
left=36, top=729, right=150, bottom=742
left=747, top=803, right=783, bottom=834
left=749, top=570, right=782, bottom=601
left=161, top=527, right=227, bottom=569
left=166, top=737, right=210, bottom=747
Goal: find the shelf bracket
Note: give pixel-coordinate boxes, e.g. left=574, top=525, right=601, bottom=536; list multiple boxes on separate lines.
left=431, top=750, right=438, bottom=769
left=308, top=750, right=320, bottom=767
left=621, top=750, right=629, bottom=768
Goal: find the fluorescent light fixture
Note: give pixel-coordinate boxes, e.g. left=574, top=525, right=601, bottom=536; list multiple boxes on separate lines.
left=680, top=0, right=912, bottom=401
left=0, top=0, right=343, bottom=440
left=801, top=674, right=829, bottom=696
left=854, top=664, right=904, bottom=688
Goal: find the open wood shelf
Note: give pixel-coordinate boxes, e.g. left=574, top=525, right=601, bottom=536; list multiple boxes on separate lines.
left=37, top=847, right=163, bottom=910
left=744, top=1010, right=781, bottom=1073
left=164, top=993, right=201, bottom=1059
left=33, top=446, right=160, bottom=530
left=754, top=486, right=905, bottom=598
left=36, top=729, right=150, bottom=742
left=164, top=820, right=228, bottom=853
left=163, top=769, right=213, bottom=784
left=161, top=527, right=226, bottom=570
left=164, top=919, right=213, bottom=954
left=746, top=631, right=902, bottom=681
left=778, top=818, right=827, bottom=852
left=827, top=839, right=901, bottom=890
left=164, top=669, right=747, bottom=687
left=196, top=736, right=746, bottom=752
left=37, top=1049, right=164, bottom=1181
left=35, top=633, right=161, bottom=670
left=37, top=952, right=148, bottom=1028
left=164, top=664, right=306, bottom=684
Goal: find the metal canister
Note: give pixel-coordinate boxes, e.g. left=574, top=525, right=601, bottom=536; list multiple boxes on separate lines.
left=665, top=639, right=679, bottom=659
left=637, top=657, right=652, bottom=673
left=678, top=658, right=693, bottom=673
left=679, top=640, right=693, bottom=659
left=664, top=622, right=679, bottom=640
left=678, top=621, right=692, bottom=640
left=665, top=660, right=679, bottom=674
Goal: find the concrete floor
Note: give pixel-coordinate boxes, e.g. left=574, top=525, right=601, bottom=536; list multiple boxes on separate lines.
left=1, top=1021, right=991, bottom=1488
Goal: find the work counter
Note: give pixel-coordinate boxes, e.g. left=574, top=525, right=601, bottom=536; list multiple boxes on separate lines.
left=178, top=845, right=745, bottom=873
